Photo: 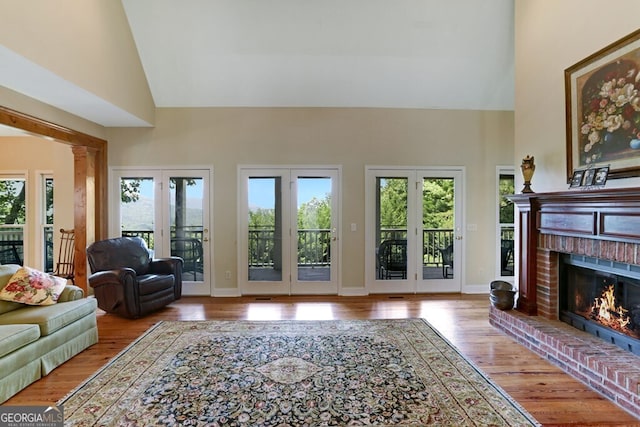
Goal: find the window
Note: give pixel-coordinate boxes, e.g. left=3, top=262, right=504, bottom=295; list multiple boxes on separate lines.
left=497, top=168, right=515, bottom=277
left=0, top=175, right=26, bottom=265
left=42, top=175, right=54, bottom=272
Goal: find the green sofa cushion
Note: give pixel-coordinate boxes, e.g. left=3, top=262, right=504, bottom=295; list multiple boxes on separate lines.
left=58, top=285, right=85, bottom=302
left=0, top=265, right=22, bottom=315
left=0, top=264, right=20, bottom=286
left=0, top=300, right=23, bottom=315
left=0, top=298, right=97, bottom=336
left=0, top=324, right=40, bottom=358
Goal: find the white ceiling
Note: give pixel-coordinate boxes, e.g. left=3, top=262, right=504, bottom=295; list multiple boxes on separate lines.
left=1, top=0, right=514, bottom=127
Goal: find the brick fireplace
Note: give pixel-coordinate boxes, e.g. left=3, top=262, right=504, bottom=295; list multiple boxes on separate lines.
left=489, top=188, right=640, bottom=418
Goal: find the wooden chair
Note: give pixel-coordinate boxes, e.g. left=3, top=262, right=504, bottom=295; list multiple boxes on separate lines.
left=53, top=228, right=75, bottom=285
left=501, top=239, right=514, bottom=275
left=378, top=239, right=407, bottom=279
left=438, top=243, right=454, bottom=278
left=171, top=237, right=203, bottom=280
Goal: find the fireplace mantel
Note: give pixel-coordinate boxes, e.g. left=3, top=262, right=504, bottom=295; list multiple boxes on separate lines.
left=495, top=188, right=640, bottom=418
left=509, top=187, right=640, bottom=316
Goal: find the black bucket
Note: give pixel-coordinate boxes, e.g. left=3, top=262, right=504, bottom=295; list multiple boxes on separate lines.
left=489, top=281, right=515, bottom=310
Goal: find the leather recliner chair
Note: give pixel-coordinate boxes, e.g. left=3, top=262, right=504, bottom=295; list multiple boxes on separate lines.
left=86, top=236, right=183, bottom=319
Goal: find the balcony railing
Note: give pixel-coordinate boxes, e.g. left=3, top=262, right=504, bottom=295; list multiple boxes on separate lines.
left=121, top=227, right=204, bottom=249
left=0, top=227, right=25, bottom=265
left=248, top=228, right=332, bottom=267
left=122, top=227, right=466, bottom=268
left=3, top=225, right=516, bottom=273
left=248, top=227, right=459, bottom=268
left=379, top=228, right=454, bottom=267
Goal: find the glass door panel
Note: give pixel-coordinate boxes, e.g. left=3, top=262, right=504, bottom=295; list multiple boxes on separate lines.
left=240, top=167, right=339, bottom=295
left=119, top=177, right=157, bottom=249
left=376, top=177, right=408, bottom=280
left=296, top=177, right=332, bottom=282
left=168, top=175, right=207, bottom=287
left=366, top=171, right=416, bottom=294
left=291, top=170, right=338, bottom=294
left=366, top=168, right=463, bottom=294
left=417, top=170, right=462, bottom=293
left=113, top=169, right=212, bottom=295
left=248, top=177, right=283, bottom=283
left=422, top=177, right=455, bottom=280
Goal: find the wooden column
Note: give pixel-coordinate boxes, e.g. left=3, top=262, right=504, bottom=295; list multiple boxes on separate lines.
left=0, top=106, right=108, bottom=293
left=510, top=194, right=538, bottom=315
left=72, top=146, right=97, bottom=293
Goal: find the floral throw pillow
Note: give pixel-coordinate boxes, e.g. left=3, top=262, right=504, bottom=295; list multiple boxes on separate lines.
left=0, top=266, right=67, bottom=306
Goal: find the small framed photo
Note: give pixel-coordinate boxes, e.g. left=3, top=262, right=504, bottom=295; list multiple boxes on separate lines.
left=594, top=166, right=609, bottom=186
left=570, top=170, right=584, bottom=188
left=582, top=168, right=596, bottom=186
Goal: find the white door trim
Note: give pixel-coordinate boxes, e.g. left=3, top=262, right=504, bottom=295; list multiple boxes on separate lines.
left=237, top=165, right=342, bottom=295
left=365, top=166, right=465, bottom=294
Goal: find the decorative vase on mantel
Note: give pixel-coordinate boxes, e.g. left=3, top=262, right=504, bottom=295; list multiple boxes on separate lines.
left=520, top=155, right=535, bottom=193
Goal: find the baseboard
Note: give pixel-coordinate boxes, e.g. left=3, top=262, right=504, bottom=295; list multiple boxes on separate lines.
left=212, top=287, right=242, bottom=297
left=339, top=287, right=369, bottom=296
left=207, top=284, right=495, bottom=297
left=461, top=284, right=490, bottom=294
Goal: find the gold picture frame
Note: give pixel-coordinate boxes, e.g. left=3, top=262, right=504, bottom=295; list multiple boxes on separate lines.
left=565, top=28, right=640, bottom=181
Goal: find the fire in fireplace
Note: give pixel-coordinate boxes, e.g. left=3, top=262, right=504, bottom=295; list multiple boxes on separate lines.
left=591, top=284, right=637, bottom=338
left=560, top=255, right=640, bottom=355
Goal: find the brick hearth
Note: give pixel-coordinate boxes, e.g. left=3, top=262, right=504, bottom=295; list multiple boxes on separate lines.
left=490, top=306, right=640, bottom=417
left=493, top=190, right=640, bottom=419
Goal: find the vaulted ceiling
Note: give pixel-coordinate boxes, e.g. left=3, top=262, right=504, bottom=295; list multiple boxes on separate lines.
left=0, top=0, right=514, bottom=128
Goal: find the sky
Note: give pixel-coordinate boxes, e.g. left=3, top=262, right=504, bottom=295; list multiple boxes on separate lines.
left=134, top=177, right=204, bottom=202
left=249, top=177, right=331, bottom=209
left=128, top=176, right=330, bottom=209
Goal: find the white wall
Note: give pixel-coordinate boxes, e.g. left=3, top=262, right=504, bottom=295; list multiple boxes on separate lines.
left=0, top=0, right=154, bottom=126
left=106, top=107, right=514, bottom=293
left=0, top=137, right=74, bottom=269
left=515, top=0, right=640, bottom=192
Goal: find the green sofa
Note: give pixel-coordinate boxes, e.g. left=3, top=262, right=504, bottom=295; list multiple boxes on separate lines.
left=0, top=265, right=98, bottom=403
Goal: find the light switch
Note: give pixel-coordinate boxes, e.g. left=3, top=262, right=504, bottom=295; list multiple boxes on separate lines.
left=351, top=223, right=357, bottom=232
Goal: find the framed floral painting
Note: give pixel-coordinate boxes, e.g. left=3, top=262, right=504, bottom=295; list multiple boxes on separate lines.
left=565, top=28, right=640, bottom=181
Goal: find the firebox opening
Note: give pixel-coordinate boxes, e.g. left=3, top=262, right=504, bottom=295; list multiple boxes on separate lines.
left=559, top=254, right=640, bottom=356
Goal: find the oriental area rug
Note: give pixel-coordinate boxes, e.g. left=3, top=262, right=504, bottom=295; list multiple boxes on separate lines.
left=59, top=319, right=539, bottom=426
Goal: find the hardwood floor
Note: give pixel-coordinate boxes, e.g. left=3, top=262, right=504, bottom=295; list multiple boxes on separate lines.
left=5, top=294, right=640, bottom=426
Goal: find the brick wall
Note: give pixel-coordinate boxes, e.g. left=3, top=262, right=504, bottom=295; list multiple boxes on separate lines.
left=536, top=235, right=640, bottom=319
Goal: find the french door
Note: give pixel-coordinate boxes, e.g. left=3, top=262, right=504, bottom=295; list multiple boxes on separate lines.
left=110, top=168, right=212, bottom=295
left=365, top=167, right=463, bottom=293
left=238, top=167, right=340, bottom=295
